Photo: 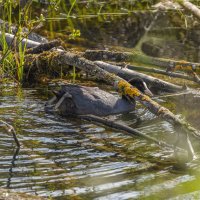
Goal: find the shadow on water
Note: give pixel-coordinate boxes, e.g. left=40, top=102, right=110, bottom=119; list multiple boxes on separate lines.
left=0, top=84, right=200, bottom=199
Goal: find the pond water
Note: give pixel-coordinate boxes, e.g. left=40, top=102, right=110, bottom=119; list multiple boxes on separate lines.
left=1, top=1, right=200, bottom=199
left=0, top=84, right=200, bottom=199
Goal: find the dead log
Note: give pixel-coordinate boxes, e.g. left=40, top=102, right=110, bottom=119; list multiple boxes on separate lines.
left=94, top=61, right=183, bottom=93
left=23, top=50, right=200, bottom=144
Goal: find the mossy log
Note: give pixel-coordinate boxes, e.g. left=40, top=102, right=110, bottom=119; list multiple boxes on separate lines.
left=83, top=50, right=200, bottom=74
left=24, top=50, right=200, bottom=141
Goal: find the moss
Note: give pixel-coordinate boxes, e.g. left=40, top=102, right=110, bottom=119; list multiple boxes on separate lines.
left=118, top=80, right=140, bottom=97
left=117, top=80, right=151, bottom=102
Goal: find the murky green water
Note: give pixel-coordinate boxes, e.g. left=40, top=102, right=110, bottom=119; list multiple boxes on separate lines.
left=0, top=84, right=200, bottom=199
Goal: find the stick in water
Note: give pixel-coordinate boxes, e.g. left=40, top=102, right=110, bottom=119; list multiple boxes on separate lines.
left=0, top=120, right=20, bottom=148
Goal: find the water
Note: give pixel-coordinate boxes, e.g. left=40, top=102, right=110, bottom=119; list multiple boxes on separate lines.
left=0, top=84, right=200, bottom=199
left=1, top=1, right=200, bottom=199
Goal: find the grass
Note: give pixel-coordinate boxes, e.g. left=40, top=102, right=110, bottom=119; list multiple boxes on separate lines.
left=0, top=0, right=29, bottom=83
left=0, top=0, right=81, bottom=83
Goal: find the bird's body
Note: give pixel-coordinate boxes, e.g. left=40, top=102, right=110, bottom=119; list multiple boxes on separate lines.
left=45, top=78, right=153, bottom=116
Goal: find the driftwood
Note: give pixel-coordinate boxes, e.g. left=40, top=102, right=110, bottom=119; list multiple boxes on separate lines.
left=83, top=50, right=200, bottom=74
left=23, top=50, right=200, bottom=146
left=94, top=61, right=183, bottom=93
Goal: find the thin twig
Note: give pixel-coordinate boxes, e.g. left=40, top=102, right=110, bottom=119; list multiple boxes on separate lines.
left=0, top=120, right=20, bottom=147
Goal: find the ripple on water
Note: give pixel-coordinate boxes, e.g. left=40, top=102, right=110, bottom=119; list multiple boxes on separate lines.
left=0, top=87, right=200, bottom=199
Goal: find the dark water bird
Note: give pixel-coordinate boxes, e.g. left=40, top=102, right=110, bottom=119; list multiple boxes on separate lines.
left=46, top=78, right=153, bottom=116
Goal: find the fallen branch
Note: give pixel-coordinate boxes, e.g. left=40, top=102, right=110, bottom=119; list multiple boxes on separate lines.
left=81, top=114, right=196, bottom=159
left=7, top=148, right=20, bottom=188
left=94, top=61, right=183, bottom=93
left=0, top=120, right=20, bottom=148
left=153, top=90, right=192, bottom=99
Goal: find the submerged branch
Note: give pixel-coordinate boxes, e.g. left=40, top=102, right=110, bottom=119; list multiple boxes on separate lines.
left=76, top=114, right=185, bottom=151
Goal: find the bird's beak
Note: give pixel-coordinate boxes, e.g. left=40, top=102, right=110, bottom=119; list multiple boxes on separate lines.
left=144, top=88, right=153, bottom=97
left=143, top=82, right=153, bottom=97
